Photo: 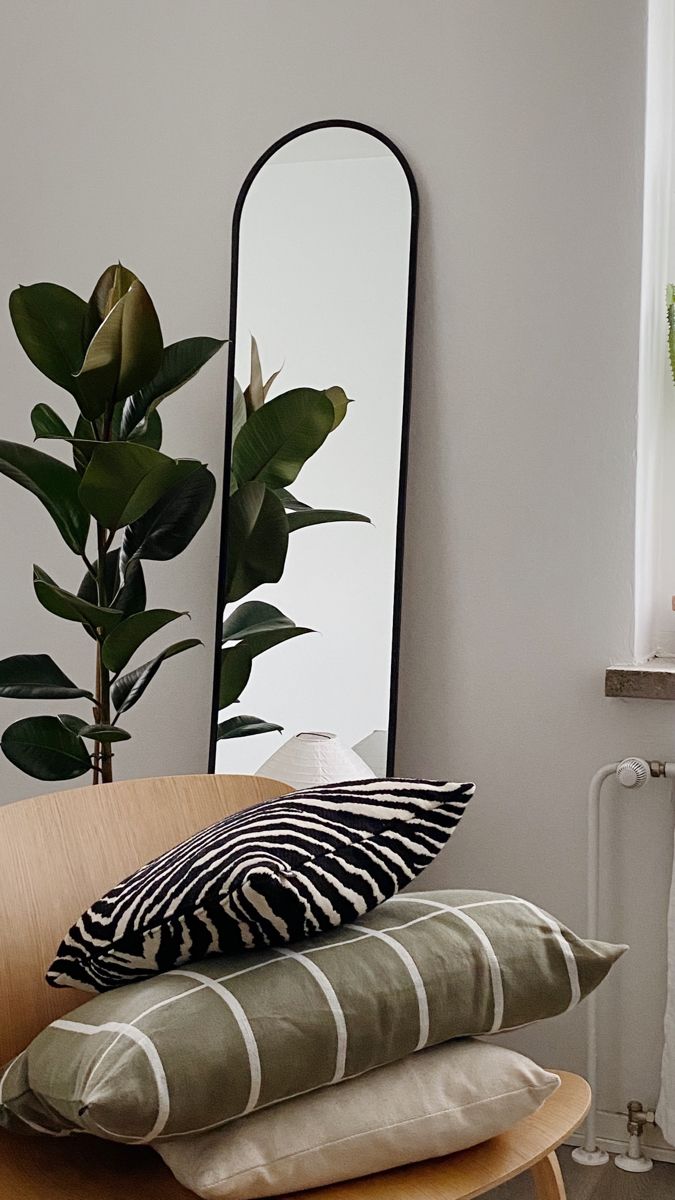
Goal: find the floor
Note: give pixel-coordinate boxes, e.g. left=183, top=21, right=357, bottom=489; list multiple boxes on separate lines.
left=488, top=1147, right=675, bottom=1198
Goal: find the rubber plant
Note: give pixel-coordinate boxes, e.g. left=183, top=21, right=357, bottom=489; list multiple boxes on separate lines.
left=217, top=338, right=370, bottom=742
left=0, top=263, right=225, bottom=785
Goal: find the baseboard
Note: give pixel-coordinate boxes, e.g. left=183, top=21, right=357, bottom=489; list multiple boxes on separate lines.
left=566, top=1109, right=675, bottom=1164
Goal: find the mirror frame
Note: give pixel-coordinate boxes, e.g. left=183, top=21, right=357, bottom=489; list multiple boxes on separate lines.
left=208, top=119, right=419, bottom=776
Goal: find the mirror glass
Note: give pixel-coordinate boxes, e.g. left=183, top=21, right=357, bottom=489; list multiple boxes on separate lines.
left=211, top=124, right=416, bottom=781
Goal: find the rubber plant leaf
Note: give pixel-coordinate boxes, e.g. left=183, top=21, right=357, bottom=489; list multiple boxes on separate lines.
left=232, top=388, right=334, bottom=489
left=1, top=715, right=91, bottom=781
left=0, top=440, right=89, bottom=554
left=102, top=609, right=187, bottom=674
left=216, top=715, right=283, bottom=740
left=225, top=481, right=289, bottom=603
left=221, top=600, right=313, bottom=657
left=111, top=638, right=201, bottom=716
left=84, top=263, right=138, bottom=346
left=120, top=337, right=226, bottom=438
left=0, top=654, right=93, bottom=700
left=30, top=404, right=72, bottom=442
left=77, top=550, right=147, bottom=622
left=58, top=715, right=131, bottom=743
left=74, top=278, right=163, bottom=418
left=121, top=464, right=216, bottom=569
left=287, top=508, right=371, bottom=533
left=219, top=642, right=252, bottom=707
left=9, top=283, right=87, bottom=398
left=33, top=565, right=123, bottom=634
left=78, top=443, right=200, bottom=530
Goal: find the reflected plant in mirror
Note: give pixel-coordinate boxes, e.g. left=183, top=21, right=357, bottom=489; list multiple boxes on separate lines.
left=211, top=122, right=417, bottom=781
left=0, top=264, right=224, bottom=785
left=218, top=336, right=370, bottom=742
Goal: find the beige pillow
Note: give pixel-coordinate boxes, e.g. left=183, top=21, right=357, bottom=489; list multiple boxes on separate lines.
left=156, top=1039, right=560, bottom=1199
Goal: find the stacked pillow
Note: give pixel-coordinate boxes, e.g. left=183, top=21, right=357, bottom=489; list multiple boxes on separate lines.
left=0, top=777, right=626, bottom=1200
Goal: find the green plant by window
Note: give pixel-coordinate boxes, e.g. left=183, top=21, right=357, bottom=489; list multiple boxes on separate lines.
left=217, top=338, right=370, bottom=741
left=0, top=264, right=225, bottom=785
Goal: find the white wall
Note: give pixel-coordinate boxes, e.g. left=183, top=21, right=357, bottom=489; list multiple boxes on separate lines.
left=0, top=0, right=672, bottom=1127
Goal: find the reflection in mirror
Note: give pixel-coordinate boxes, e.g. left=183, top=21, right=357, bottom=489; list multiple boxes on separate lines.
left=210, top=123, right=417, bottom=784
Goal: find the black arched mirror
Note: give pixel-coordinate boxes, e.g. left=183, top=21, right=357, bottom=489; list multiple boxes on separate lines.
left=209, top=120, right=417, bottom=782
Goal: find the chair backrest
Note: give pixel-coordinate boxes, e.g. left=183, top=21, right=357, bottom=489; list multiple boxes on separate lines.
left=0, top=773, right=290, bottom=1063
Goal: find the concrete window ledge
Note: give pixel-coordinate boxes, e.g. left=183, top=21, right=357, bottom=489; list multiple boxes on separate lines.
left=605, top=660, right=675, bottom=700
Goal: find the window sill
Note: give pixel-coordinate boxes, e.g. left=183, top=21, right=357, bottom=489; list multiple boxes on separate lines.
left=605, top=660, right=675, bottom=700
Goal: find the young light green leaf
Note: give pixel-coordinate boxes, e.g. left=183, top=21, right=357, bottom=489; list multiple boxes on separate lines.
left=244, top=334, right=265, bottom=414
left=111, top=638, right=201, bottom=715
left=0, top=654, right=93, bottom=700
left=1, top=716, right=91, bottom=781
left=232, top=389, right=334, bottom=488
left=75, top=279, right=163, bottom=417
left=231, top=379, right=247, bottom=444
left=222, top=601, right=313, bottom=657
left=0, top=440, right=89, bottom=554
left=9, top=283, right=87, bottom=397
left=121, top=464, right=216, bottom=569
left=31, top=404, right=72, bottom=442
left=273, top=487, right=311, bottom=512
left=120, top=336, right=226, bottom=438
left=219, top=642, right=252, bottom=707
left=225, top=482, right=289, bottom=603
left=102, top=608, right=187, bottom=674
left=324, top=385, right=351, bottom=430
left=287, top=508, right=371, bottom=532
left=84, top=263, right=138, bottom=345
left=33, top=565, right=123, bottom=633
left=216, top=714, right=283, bottom=740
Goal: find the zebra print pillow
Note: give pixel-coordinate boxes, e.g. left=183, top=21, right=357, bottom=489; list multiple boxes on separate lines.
left=46, top=777, right=474, bottom=993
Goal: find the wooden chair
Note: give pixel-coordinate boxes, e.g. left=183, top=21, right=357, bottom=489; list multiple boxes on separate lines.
left=0, top=774, right=590, bottom=1200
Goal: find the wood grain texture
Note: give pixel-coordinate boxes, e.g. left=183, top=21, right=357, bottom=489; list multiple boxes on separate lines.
left=0, top=773, right=590, bottom=1199
left=0, top=773, right=290, bottom=1062
left=0, top=1073, right=588, bottom=1199
left=531, top=1151, right=566, bottom=1200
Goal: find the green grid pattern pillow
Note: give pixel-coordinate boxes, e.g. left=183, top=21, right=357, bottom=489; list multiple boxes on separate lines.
left=0, top=889, right=625, bottom=1143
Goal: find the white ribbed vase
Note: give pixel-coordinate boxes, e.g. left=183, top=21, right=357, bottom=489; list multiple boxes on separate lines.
left=256, top=732, right=376, bottom=790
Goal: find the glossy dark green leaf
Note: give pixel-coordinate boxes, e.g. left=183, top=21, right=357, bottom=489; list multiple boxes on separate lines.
left=33, top=565, right=123, bottom=633
left=1, top=716, right=91, bottom=780
left=225, top=482, right=288, bottom=603
left=287, top=508, right=371, bottom=532
left=79, top=443, right=199, bottom=530
left=121, top=464, right=216, bottom=569
left=0, top=440, right=89, bottom=554
left=111, top=638, right=200, bottom=716
left=119, top=336, right=226, bottom=438
left=84, top=263, right=138, bottom=346
left=273, top=487, right=310, bottom=512
left=216, top=714, right=283, bottom=740
left=9, top=283, right=86, bottom=396
left=221, top=601, right=313, bottom=657
left=102, top=608, right=187, bottom=674
left=129, top=409, right=162, bottom=450
left=232, top=388, right=334, bottom=488
left=0, top=654, right=93, bottom=700
left=58, top=714, right=131, bottom=743
left=75, top=279, right=163, bottom=418
left=30, top=404, right=72, bottom=442
left=219, top=642, right=252, bottom=707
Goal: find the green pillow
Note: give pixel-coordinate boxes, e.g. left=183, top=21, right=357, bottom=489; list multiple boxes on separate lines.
left=0, top=889, right=625, bottom=1143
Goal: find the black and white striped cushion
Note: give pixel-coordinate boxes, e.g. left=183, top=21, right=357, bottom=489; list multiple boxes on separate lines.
left=47, top=777, right=474, bottom=992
